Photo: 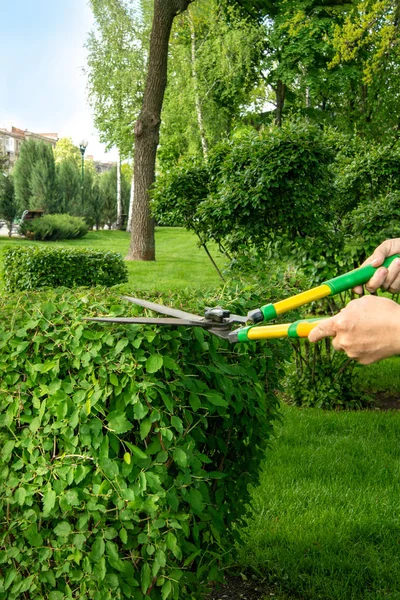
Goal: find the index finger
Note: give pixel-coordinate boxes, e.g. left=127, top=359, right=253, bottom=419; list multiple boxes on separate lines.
left=308, top=317, right=337, bottom=343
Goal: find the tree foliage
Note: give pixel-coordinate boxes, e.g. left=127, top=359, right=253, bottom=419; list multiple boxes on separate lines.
left=0, top=174, right=17, bottom=236
left=13, top=140, right=57, bottom=214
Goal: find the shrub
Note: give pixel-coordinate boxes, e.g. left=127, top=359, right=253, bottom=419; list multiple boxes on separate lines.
left=152, top=121, right=336, bottom=260
left=0, top=285, right=289, bottom=599
left=3, top=246, right=128, bottom=292
left=20, top=214, right=88, bottom=241
left=284, top=337, right=373, bottom=410
left=333, top=141, right=400, bottom=216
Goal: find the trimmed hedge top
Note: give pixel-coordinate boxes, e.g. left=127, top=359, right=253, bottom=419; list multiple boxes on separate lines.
left=3, top=246, right=128, bottom=292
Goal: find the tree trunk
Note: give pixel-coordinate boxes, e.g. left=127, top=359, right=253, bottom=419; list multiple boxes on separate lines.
left=127, top=170, right=134, bottom=232
left=275, top=79, right=286, bottom=127
left=188, top=8, right=208, bottom=158
left=116, top=152, right=122, bottom=228
left=127, top=0, right=194, bottom=261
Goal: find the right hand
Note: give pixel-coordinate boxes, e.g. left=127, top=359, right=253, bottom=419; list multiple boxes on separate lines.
left=353, top=239, right=400, bottom=295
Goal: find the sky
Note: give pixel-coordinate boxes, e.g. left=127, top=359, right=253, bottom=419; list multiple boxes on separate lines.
left=0, top=0, right=119, bottom=161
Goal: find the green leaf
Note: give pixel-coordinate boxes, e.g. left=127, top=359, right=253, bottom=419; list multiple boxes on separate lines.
left=173, top=447, right=187, bottom=468
left=54, top=521, right=72, bottom=537
left=171, top=415, right=183, bottom=433
left=14, top=487, right=27, bottom=506
left=188, top=488, right=205, bottom=515
left=24, top=524, right=43, bottom=547
left=125, top=441, right=148, bottom=460
left=109, top=373, right=119, bottom=386
left=162, top=579, right=172, bottom=600
left=107, top=410, right=133, bottom=434
left=141, top=562, right=151, bottom=595
left=1, top=440, right=14, bottom=461
left=206, top=391, right=228, bottom=407
left=42, top=489, right=56, bottom=516
left=189, top=393, right=201, bottom=412
left=140, top=418, right=152, bottom=440
left=4, top=569, right=17, bottom=591
left=119, top=527, right=128, bottom=544
left=146, top=354, right=163, bottom=373
left=89, top=536, right=105, bottom=562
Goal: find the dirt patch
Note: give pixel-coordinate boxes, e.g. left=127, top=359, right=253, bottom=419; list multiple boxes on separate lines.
left=209, top=575, right=279, bottom=600
left=372, top=391, right=400, bottom=411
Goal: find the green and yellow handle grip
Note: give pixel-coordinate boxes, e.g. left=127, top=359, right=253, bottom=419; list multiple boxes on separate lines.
left=228, top=318, right=323, bottom=343
left=248, top=254, right=400, bottom=325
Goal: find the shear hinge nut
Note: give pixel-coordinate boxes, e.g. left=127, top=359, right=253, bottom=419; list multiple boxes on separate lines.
left=204, top=307, right=230, bottom=323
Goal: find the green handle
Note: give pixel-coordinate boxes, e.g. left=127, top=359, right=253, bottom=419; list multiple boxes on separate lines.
left=324, top=254, right=400, bottom=295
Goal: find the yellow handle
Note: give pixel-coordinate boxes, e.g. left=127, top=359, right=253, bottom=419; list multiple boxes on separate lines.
left=245, top=320, right=322, bottom=341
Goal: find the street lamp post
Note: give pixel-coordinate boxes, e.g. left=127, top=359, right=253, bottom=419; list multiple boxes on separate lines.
left=79, top=139, right=88, bottom=211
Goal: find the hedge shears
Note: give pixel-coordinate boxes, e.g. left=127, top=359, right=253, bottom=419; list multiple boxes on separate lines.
left=88, top=255, right=400, bottom=343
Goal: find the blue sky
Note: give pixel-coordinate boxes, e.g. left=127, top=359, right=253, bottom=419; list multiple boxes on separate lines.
left=0, top=0, right=118, bottom=161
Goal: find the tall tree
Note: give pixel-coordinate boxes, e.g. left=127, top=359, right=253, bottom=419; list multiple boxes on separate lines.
left=0, top=174, right=17, bottom=237
left=56, top=158, right=82, bottom=214
left=87, top=0, right=148, bottom=228
left=127, top=0, right=197, bottom=260
left=159, top=0, right=265, bottom=166
left=329, top=0, right=400, bottom=137
left=13, top=140, right=56, bottom=213
left=53, top=137, right=81, bottom=166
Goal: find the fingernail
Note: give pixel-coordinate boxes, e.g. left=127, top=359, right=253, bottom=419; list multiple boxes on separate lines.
left=371, top=258, right=380, bottom=266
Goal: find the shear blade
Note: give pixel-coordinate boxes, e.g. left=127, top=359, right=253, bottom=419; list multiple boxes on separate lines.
left=122, top=296, right=203, bottom=321
left=86, top=317, right=206, bottom=326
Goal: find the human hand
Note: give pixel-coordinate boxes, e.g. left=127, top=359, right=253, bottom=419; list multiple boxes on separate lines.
left=308, top=295, right=400, bottom=364
left=353, top=239, right=400, bottom=295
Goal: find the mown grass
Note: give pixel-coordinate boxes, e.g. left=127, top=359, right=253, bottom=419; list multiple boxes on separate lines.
left=0, top=228, right=226, bottom=292
left=240, top=402, right=400, bottom=600
left=355, top=357, right=400, bottom=395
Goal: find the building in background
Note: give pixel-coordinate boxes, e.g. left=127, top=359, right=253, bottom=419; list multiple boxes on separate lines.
left=86, top=155, right=116, bottom=174
left=0, top=124, right=58, bottom=170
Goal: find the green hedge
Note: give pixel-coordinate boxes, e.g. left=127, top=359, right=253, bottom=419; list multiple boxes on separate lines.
left=20, top=214, right=88, bottom=241
left=3, top=246, right=128, bottom=292
left=0, top=285, right=289, bottom=599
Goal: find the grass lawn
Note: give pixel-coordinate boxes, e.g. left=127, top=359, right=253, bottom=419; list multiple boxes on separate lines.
left=0, top=228, right=226, bottom=293
left=239, top=401, right=400, bottom=600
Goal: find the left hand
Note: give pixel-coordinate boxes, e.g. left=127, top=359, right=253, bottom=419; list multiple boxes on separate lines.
left=308, top=295, right=400, bottom=364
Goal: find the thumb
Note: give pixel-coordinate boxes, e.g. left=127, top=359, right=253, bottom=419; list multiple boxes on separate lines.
left=308, top=317, right=337, bottom=343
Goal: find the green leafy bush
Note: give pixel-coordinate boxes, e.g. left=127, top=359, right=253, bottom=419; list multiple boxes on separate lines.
left=20, top=213, right=88, bottom=241
left=152, top=122, right=335, bottom=259
left=3, top=246, right=128, bottom=292
left=333, top=142, right=400, bottom=217
left=0, top=285, right=289, bottom=600
left=284, top=338, right=373, bottom=410
left=342, top=191, right=400, bottom=266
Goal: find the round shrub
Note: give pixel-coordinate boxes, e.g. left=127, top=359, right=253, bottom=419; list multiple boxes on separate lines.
left=20, top=214, right=88, bottom=241
left=0, top=286, right=289, bottom=599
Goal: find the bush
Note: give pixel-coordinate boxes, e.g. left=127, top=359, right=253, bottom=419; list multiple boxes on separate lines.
left=0, top=285, right=289, bottom=599
left=20, top=214, right=88, bottom=241
left=333, top=141, right=400, bottom=216
left=3, top=246, right=128, bottom=292
left=284, top=337, right=373, bottom=410
left=152, top=121, right=336, bottom=259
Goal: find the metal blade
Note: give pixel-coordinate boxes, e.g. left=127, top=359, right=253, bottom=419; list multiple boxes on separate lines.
left=85, top=317, right=205, bottom=326
left=227, top=313, right=248, bottom=324
left=122, top=296, right=203, bottom=321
